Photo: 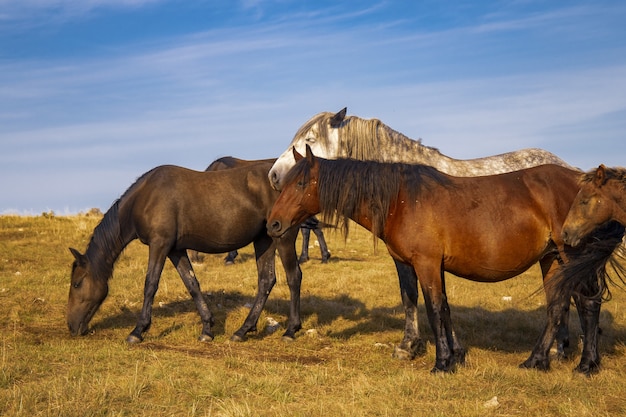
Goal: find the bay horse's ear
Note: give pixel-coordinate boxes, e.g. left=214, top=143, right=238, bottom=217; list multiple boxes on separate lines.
left=292, top=146, right=304, bottom=162
left=330, top=107, right=347, bottom=128
left=305, top=144, right=316, bottom=165
left=594, top=165, right=607, bottom=187
left=69, top=247, right=86, bottom=265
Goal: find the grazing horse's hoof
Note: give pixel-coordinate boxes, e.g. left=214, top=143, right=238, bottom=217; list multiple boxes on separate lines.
left=574, top=360, right=600, bottom=376
left=393, top=339, right=426, bottom=360
left=230, top=334, right=247, bottom=342
left=126, top=334, right=143, bottom=344
left=281, top=335, right=296, bottom=343
left=520, top=357, right=550, bottom=371
left=198, top=333, right=214, bottom=343
left=298, top=256, right=309, bottom=264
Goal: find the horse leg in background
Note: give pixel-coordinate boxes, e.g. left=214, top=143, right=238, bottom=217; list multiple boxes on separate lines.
left=127, top=243, right=169, bottom=344
left=168, top=249, right=215, bottom=342
left=231, top=235, right=278, bottom=342
left=298, top=226, right=311, bottom=264
left=392, top=261, right=425, bottom=359
left=312, top=224, right=331, bottom=263
left=275, top=227, right=303, bottom=340
left=224, top=250, right=238, bottom=265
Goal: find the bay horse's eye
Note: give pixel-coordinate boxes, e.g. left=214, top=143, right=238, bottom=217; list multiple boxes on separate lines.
left=72, top=281, right=81, bottom=289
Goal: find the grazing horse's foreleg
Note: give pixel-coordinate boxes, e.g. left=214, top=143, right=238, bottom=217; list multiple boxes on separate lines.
left=231, top=235, right=277, bottom=342
left=276, top=227, right=303, bottom=340
left=298, top=226, right=311, bottom=264
left=127, top=243, right=169, bottom=344
left=168, top=249, right=215, bottom=342
left=392, top=261, right=425, bottom=360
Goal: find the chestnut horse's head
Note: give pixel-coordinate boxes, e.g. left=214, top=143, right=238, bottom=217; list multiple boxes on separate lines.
left=267, top=145, right=321, bottom=238
left=562, top=165, right=617, bottom=247
left=67, top=248, right=109, bottom=336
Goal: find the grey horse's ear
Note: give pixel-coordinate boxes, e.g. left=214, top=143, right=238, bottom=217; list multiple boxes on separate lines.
left=330, top=107, right=347, bottom=128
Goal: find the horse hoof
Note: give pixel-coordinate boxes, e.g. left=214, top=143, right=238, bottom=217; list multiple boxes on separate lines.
left=298, top=257, right=309, bottom=264
left=198, top=334, right=214, bottom=343
left=392, top=346, right=414, bottom=361
left=519, top=358, right=550, bottom=371
left=281, top=335, right=296, bottom=343
left=126, top=335, right=143, bottom=344
left=224, top=260, right=234, bottom=266
left=230, top=334, right=247, bottom=342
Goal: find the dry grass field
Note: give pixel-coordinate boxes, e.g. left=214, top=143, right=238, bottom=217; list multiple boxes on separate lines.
left=1, top=213, right=626, bottom=416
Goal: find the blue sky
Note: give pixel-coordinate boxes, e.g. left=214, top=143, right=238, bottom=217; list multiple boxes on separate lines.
left=1, top=0, right=625, bottom=214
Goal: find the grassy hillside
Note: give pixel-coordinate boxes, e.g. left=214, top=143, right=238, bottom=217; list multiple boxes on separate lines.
left=1, top=214, right=625, bottom=416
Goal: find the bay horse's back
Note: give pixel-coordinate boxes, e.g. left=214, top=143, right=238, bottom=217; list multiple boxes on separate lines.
left=125, top=163, right=278, bottom=253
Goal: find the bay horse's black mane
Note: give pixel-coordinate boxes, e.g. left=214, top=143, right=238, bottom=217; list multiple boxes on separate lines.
left=286, top=157, right=450, bottom=237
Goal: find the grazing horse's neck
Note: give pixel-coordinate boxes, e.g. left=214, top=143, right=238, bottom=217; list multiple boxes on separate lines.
left=85, top=202, right=135, bottom=282
left=608, top=184, right=626, bottom=226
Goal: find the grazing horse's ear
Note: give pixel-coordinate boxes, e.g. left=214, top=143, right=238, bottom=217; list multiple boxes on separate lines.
left=292, top=146, right=304, bottom=162
left=330, top=107, right=347, bottom=128
left=594, top=165, right=607, bottom=187
left=69, top=247, right=86, bottom=265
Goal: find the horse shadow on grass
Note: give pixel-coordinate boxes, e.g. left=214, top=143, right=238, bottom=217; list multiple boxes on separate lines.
left=92, top=289, right=626, bottom=357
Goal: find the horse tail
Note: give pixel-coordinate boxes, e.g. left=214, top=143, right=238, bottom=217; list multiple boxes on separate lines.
left=552, top=221, right=626, bottom=302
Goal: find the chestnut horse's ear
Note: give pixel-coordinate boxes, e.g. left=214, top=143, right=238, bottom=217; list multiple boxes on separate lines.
left=594, top=164, right=607, bottom=187
left=292, top=146, right=304, bottom=162
left=330, top=107, right=347, bottom=128
left=305, top=144, right=316, bottom=165
left=69, top=247, right=86, bottom=265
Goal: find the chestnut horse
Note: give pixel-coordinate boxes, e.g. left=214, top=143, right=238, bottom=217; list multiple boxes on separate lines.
left=267, top=147, right=624, bottom=373
left=68, top=162, right=303, bottom=344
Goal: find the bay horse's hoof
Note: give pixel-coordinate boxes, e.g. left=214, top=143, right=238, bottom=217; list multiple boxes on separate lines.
left=574, top=360, right=600, bottom=376
left=198, top=333, right=214, bottom=343
left=392, top=339, right=426, bottom=360
left=126, top=334, right=143, bottom=344
left=230, top=334, right=247, bottom=342
left=519, top=357, right=550, bottom=371
left=281, top=335, right=296, bottom=343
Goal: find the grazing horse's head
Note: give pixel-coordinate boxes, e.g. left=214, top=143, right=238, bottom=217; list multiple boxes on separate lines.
left=67, top=248, right=109, bottom=336
left=562, top=165, right=622, bottom=247
left=269, top=108, right=346, bottom=190
left=268, top=146, right=321, bottom=238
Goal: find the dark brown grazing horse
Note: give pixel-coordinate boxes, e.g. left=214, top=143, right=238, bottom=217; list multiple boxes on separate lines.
left=68, top=162, right=303, bottom=344
left=563, top=165, right=626, bottom=246
left=267, top=146, right=624, bottom=373
left=189, top=157, right=330, bottom=265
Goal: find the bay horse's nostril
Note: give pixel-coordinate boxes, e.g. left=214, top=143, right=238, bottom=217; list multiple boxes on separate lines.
left=269, top=220, right=282, bottom=235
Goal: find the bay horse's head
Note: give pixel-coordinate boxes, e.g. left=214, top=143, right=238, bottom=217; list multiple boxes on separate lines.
left=269, top=108, right=346, bottom=190
left=268, top=145, right=321, bottom=238
left=67, top=247, right=109, bottom=336
left=562, top=165, right=621, bottom=247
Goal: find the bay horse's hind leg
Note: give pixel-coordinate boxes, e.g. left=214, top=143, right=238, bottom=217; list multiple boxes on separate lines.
left=392, top=261, right=426, bottom=360
left=231, top=235, right=277, bottom=342
left=276, top=227, right=303, bottom=340
left=298, top=226, right=311, bottom=264
left=573, top=294, right=602, bottom=375
left=169, top=249, right=215, bottom=342
left=312, top=224, right=331, bottom=263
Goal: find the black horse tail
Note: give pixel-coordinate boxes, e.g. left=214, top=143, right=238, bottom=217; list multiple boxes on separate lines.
left=552, top=221, right=626, bottom=303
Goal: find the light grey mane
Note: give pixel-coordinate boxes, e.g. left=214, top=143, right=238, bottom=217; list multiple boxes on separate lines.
left=313, top=112, right=577, bottom=176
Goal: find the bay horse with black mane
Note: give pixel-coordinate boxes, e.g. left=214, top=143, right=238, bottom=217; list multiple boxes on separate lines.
left=267, top=146, right=624, bottom=373
left=268, top=107, right=578, bottom=360
left=68, top=161, right=303, bottom=344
